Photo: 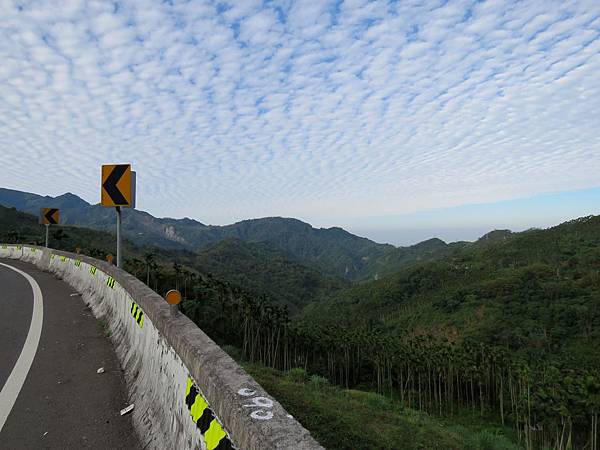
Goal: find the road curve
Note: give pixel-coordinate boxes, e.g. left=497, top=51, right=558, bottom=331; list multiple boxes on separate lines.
left=0, top=262, right=43, bottom=431
left=0, top=259, right=140, bottom=449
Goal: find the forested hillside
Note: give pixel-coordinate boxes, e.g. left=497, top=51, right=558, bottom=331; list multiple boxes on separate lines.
left=191, top=238, right=348, bottom=312
left=295, top=215, right=600, bottom=448
left=301, top=216, right=600, bottom=366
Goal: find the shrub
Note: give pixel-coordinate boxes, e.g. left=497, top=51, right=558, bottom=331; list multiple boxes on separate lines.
left=362, top=392, right=389, bottom=410
left=287, top=367, right=308, bottom=383
left=309, top=374, right=330, bottom=390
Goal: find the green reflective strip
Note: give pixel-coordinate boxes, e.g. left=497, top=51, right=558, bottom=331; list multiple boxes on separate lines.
left=205, top=419, right=227, bottom=450
left=74, top=260, right=81, bottom=267
left=185, top=377, right=234, bottom=449
left=60, top=256, right=66, bottom=262
left=186, top=378, right=194, bottom=397
left=130, top=301, right=144, bottom=329
left=190, top=394, right=208, bottom=423
left=89, top=266, right=97, bottom=275
left=50, top=254, right=55, bottom=259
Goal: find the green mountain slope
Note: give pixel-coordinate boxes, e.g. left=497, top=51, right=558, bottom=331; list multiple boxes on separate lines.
left=301, top=215, right=600, bottom=366
left=0, top=204, right=345, bottom=312
left=192, top=238, right=348, bottom=312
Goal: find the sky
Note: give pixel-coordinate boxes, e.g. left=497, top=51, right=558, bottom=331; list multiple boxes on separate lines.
left=0, top=0, right=599, bottom=246
left=348, top=186, right=600, bottom=244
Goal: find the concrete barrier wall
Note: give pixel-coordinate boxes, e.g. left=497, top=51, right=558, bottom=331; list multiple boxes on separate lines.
left=0, top=245, right=323, bottom=450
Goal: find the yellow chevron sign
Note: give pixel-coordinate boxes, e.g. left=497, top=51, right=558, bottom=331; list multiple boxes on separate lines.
left=101, top=164, right=133, bottom=207
left=40, top=208, right=59, bottom=225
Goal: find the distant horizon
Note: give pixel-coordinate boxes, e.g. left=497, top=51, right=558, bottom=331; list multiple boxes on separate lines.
left=3, top=184, right=599, bottom=248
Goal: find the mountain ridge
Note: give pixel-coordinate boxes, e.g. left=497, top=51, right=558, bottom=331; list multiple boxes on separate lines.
left=0, top=204, right=347, bottom=312
left=0, top=187, right=467, bottom=279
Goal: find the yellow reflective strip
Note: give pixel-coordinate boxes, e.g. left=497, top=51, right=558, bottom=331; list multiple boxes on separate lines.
left=205, top=419, right=227, bottom=450
left=139, top=313, right=144, bottom=328
left=190, top=394, right=208, bottom=423
left=186, top=378, right=193, bottom=397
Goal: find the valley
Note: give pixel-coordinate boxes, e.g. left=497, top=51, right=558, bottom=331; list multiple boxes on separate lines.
left=2, top=191, right=599, bottom=449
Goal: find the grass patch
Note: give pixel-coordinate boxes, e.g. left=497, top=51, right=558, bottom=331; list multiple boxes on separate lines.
left=244, top=363, right=522, bottom=450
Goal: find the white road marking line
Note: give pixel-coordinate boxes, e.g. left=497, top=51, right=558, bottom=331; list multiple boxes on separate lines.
left=0, top=263, right=44, bottom=432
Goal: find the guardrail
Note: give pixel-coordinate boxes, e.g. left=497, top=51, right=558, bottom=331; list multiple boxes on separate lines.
left=0, top=245, right=323, bottom=450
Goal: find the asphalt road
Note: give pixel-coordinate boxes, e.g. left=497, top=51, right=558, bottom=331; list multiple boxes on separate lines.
left=0, top=259, right=141, bottom=449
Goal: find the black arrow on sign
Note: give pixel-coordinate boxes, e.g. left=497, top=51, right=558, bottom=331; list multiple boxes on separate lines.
left=44, top=208, right=59, bottom=224
left=103, top=164, right=129, bottom=205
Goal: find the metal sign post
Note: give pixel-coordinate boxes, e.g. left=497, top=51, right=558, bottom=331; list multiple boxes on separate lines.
left=116, top=206, right=122, bottom=268
left=45, top=224, right=49, bottom=248
left=101, top=164, right=135, bottom=269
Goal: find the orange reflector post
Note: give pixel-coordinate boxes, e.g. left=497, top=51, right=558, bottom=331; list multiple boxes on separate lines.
left=165, top=289, right=182, bottom=305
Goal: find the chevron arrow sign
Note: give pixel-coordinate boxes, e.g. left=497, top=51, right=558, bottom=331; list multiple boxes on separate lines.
left=101, top=164, right=134, bottom=207
left=40, top=208, right=59, bottom=225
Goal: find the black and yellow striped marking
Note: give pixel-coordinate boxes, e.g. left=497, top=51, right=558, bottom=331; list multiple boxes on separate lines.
left=185, top=378, right=234, bottom=450
left=106, top=276, right=116, bottom=289
left=60, top=256, right=67, bottom=262
left=89, top=266, right=97, bottom=275
left=30, top=248, right=37, bottom=252
left=16, top=245, right=22, bottom=249
left=130, top=301, right=144, bottom=328
left=74, top=260, right=81, bottom=267
left=50, top=254, right=55, bottom=260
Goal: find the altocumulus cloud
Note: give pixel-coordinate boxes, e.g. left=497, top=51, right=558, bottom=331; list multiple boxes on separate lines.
left=0, top=0, right=599, bottom=226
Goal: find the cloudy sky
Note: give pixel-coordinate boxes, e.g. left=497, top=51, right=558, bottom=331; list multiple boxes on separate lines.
left=1, top=0, right=599, bottom=245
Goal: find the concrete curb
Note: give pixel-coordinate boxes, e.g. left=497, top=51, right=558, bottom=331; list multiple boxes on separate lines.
left=0, top=245, right=323, bottom=450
